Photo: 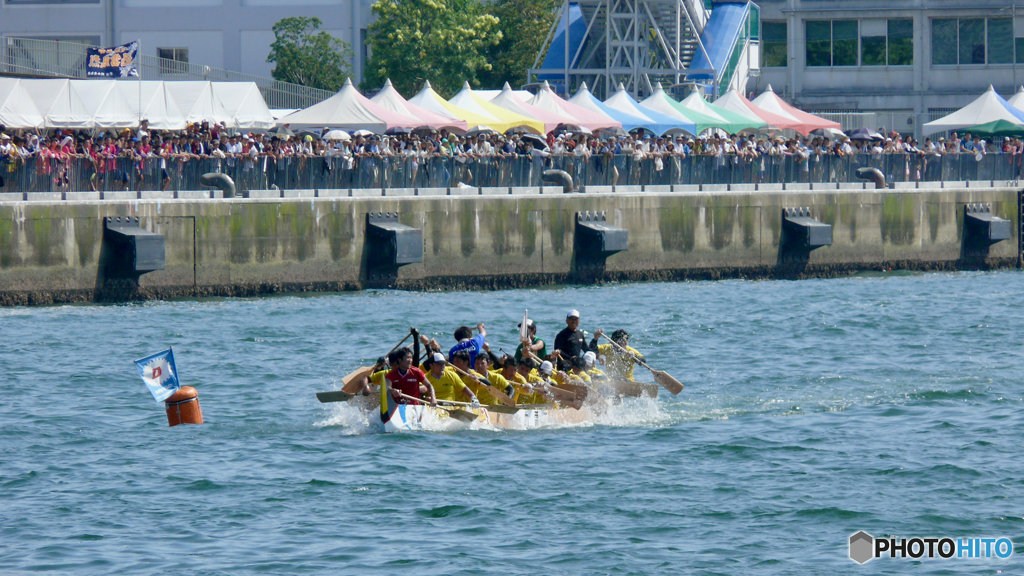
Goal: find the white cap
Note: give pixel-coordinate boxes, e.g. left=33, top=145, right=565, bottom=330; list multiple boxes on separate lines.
left=431, top=352, right=446, bottom=363
left=566, top=309, right=580, bottom=319
left=583, top=351, right=596, bottom=367
left=539, top=360, right=553, bottom=374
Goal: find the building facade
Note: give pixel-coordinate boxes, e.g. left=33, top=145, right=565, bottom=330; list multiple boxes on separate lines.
left=0, top=0, right=373, bottom=84
left=756, top=0, right=1024, bottom=137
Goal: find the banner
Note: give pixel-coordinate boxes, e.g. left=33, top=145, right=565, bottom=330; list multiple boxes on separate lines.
left=87, top=41, right=139, bottom=78
left=134, top=348, right=181, bottom=403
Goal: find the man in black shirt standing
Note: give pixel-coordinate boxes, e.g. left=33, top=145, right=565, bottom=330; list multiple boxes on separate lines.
left=553, top=309, right=591, bottom=371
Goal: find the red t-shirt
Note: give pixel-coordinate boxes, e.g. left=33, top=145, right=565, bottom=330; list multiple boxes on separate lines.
left=385, top=367, right=427, bottom=405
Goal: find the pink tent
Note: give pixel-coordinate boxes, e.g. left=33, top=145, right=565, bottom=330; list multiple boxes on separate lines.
left=750, top=85, right=841, bottom=136
left=528, top=81, right=621, bottom=131
left=488, top=82, right=572, bottom=133
left=370, top=78, right=468, bottom=132
left=713, top=89, right=805, bottom=133
left=278, top=78, right=419, bottom=133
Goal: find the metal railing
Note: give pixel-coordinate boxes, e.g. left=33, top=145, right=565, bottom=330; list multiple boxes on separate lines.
left=1, top=153, right=1020, bottom=194
left=1, top=36, right=334, bottom=109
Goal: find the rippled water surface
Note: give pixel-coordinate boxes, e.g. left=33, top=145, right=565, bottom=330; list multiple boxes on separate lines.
left=3, top=271, right=1024, bottom=575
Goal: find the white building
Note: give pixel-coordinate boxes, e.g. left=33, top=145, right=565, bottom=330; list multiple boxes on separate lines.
left=756, top=0, right=1024, bottom=136
left=0, top=0, right=373, bottom=83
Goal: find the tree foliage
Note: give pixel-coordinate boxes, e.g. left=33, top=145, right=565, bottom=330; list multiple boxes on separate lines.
left=267, top=17, right=354, bottom=92
left=362, top=0, right=501, bottom=98
left=478, top=0, right=560, bottom=89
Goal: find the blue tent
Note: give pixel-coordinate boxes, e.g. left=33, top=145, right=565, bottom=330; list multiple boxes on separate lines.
left=567, top=83, right=660, bottom=133
left=604, top=84, right=691, bottom=136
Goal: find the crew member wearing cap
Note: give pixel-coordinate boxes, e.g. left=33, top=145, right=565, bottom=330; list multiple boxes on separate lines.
left=423, top=353, right=477, bottom=404
left=590, top=329, right=645, bottom=381
left=583, top=351, right=608, bottom=381
left=385, top=346, right=435, bottom=405
left=553, top=309, right=593, bottom=371
left=515, top=318, right=546, bottom=362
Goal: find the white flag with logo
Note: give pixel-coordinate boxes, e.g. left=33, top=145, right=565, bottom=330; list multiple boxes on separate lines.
left=134, top=348, right=181, bottom=403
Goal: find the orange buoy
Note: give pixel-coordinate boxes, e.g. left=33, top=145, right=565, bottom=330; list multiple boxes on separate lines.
left=165, top=386, right=203, bottom=426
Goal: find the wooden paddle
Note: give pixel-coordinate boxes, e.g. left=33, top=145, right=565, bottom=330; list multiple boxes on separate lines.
left=393, top=391, right=479, bottom=422
left=340, top=331, right=415, bottom=394
left=316, top=390, right=355, bottom=403
left=447, top=364, right=516, bottom=407
left=518, top=349, right=583, bottom=408
left=600, top=333, right=684, bottom=395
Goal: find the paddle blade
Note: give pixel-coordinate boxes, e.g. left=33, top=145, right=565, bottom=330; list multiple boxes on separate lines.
left=316, top=390, right=355, bottom=403
left=341, top=366, right=376, bottom=393
left=520, top=309, right=529, bottom=342
left=652, top=370, right=684, bottom=395
left=446, top=408, right=479, bottom=423
left=484, top=404, right=520, bottom=414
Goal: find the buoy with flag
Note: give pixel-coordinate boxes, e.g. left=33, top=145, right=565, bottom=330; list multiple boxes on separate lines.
left=134, top=347, right=203, bottom=427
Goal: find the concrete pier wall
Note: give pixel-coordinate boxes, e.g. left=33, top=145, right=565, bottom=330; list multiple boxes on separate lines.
left=0, top=184, right=1019, bottom=306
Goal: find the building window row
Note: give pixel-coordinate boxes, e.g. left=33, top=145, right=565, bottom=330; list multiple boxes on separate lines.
left=932, top=17, right=1020, bottom=66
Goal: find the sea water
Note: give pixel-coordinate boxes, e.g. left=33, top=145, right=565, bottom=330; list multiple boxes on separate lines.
left=2, top=271, right=1023, bottom=575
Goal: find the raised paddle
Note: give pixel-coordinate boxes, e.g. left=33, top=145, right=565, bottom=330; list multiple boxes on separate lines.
left=600, top=333, right=684, bottom=395
left=340, top=330, right=415, bottom=394
left=316, top=390, right=355, bottom=403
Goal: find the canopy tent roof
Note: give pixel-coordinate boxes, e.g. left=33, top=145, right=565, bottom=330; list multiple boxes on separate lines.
left=639, top=85, right=700, bottom=134
left=568, top=82, right=657, bottom=133
left=924, top=85, right=1024, bottom=135
left=407, top=80, right=503, bottom=133
left=712, top=89, right=800, bottom=132
left=679, top=92, right=765, bottom=134
left=448, top=82, right=544, bottom=134
left=209, top=83, right=275, bottom=129
left=111, top=81, right=186, bottom=131
left=58, top=79, right=137, bottom=129
left=527, top=81, right=621, bottom=131
left=604, top=83, right=688, bottom=135
left=475, top=88, right=534, bottom=101
left=488, top=82, right=572, bottom=133
left=750, top=85, right=841, bottom=136
left=277, top=78, right=417, bottom=133
left=1007, top=86, right=1024, bottom=111
left=0, top=78, right=44, bottom=129
left=370, top=79, right=468, bottom=132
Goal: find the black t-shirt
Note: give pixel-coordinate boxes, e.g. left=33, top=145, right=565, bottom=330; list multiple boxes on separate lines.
left=554, top=327, right=590, bottom=371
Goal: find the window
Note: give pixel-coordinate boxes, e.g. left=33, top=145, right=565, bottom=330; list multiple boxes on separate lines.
left=157, top=47, right=188, bottom=74
left=861, top=18, right=913, bottom=66
left=762, top=21, right=787, bottom=67
left=933, top=17, right=1015, bottom=65
left=806, top=20, right=857, bottom=67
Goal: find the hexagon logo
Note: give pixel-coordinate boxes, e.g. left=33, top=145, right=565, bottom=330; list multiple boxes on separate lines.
left=849, top=531, right=874, bottom=564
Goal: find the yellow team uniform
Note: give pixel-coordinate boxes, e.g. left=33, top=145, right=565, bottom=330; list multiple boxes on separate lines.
left=556, top=370, right=591, bottom=386
left=463, top=369, right=504, bottom=405
left=588, top=367, right=607, bottom=381
left=496, top=370, right=535, bottom=404
left=595, top=343, right=642, bottom=381
left=426, top=369, right=470, bottom=402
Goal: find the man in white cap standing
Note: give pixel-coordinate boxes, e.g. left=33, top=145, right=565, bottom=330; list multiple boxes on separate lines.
left=553, top=309, right=592, bottom=372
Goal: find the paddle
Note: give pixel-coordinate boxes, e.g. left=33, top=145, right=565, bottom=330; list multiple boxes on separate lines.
left=340, top=330, right=415, bottom=394
left=518, top=349, right=583, bottom=407
left=446, top=364, right=517, bottom=407
left=392, top=391, right=479, bottom=423
left=316, top=390, right=355, bottom=403
left=600, top=333, right=684, bottom=395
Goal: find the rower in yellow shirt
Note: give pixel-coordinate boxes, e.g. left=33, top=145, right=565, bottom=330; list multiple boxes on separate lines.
left=589, top=329, right=645, bottom=381
left=555, top=356, right=592, bottom=386
left=473, top=353, right=515, bottom=405
left=515, top=358, right=547, bottom=403
left=583, top=351, right=608, bottom=381
left=494, top=355, right=533, bottom=404
left=423, top=352, right=478, bottom=404
left=450, top=350, right=505, bottom=406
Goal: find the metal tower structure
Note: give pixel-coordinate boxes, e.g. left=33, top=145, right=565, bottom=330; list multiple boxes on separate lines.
left=529, top=0, right=759, bottom=100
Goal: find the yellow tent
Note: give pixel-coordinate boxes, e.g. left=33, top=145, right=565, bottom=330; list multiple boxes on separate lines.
left=448, top=82, right=544, bottom=134
left=406, top=80, right=498, bottom=135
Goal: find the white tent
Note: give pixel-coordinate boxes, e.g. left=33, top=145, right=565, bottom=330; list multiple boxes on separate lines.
left=111, top=81, right=186, bottom=130
left=20, top=79, right=91, bottom=129
left=528, top=81, right=621, bottom=132
left=370, top=79, right=468, bottom=132
left=489, top=82, right=571, bottom=133
left=163, top=81, right=216, bottom=126
left=210, top=82, right=275, bottom=129
left=924, top=85, right=1024, bottom=135
left=0, top=78, right=44, bottom=129
left=277, top=78, right=418, bottom=133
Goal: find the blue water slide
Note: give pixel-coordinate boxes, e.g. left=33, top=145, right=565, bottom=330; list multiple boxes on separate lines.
left=538, top=3, right=587, bottom=83
left=687, top=1, right=748, bottom=82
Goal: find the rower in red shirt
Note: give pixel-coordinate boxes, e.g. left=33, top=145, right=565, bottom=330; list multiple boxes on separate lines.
left=385, top=347, right=436, bottom=406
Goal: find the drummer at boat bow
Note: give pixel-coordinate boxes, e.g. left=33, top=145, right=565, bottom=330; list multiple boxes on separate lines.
left=590, top=329, right=645, bottom=382
left=385, top=346, right=436, bottom=406
left=553, top=309, right=593, bottom=371
left=449, top=323, right=487, bottom=365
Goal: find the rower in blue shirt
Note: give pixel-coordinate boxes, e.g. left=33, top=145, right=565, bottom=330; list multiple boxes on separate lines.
left=448, top=323, right=487, bottom=366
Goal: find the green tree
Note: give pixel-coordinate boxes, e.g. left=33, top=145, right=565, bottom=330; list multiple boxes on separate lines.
left=362, top=0, right=501, bottom=97
left=267, top=17, right=354, bottom=92
left=479, top=0, right=560, bottom=89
